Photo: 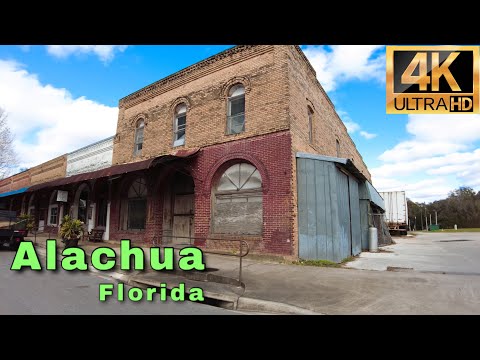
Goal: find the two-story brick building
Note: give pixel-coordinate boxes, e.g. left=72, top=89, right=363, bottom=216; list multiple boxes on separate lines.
left=0, top=45, right=385, bottom=262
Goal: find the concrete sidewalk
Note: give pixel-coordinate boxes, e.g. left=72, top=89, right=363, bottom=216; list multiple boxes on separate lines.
left=27, top=235, right=480, bottom=315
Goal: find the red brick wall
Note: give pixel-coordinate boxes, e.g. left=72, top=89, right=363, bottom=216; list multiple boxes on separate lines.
left=108, top=131, right=294, bottom=256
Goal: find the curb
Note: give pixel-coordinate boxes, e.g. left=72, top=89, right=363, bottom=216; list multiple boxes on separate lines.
left=31, top=239, right=321, bottom=315
left=236, top=297, right=322, bottom=315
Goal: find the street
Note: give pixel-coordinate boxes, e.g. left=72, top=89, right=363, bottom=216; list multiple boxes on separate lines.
left=0, top=248, right=234, bottom=315
left=346, top=232, right=480, bottom=274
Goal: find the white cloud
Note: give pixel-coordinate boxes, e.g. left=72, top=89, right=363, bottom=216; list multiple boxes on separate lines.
left=46, top=45, right=128, bottom=63
left=359, top=131, right=377, bottom=139
left=344, top=120, right=360, bottom=134
left=302, top=45, right=385, bottom=92
left=337, top=110, right=376, bottom=140
left=373, top=176, right=453, bottom=203
left=0, top=60, right=118, bottom=170
left=373, top=113, right=480, bottom=202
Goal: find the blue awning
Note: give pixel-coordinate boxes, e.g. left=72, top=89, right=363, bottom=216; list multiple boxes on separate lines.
left=0, top=187, right=29, bottom=198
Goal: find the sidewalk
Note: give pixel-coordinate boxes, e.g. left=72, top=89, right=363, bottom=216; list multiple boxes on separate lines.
left=27, top=235, right=480, bottom=315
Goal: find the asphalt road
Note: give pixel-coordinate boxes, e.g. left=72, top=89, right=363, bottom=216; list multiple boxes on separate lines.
left=0, top=248, right=234, bottom=315
left=346, top=232, right=480, bottom=274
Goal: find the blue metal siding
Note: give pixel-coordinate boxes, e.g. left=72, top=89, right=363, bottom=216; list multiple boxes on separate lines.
left=349, top=176, right=362, bottom=255
left=359, top=200, right=370, bottom=250
left=336, top=169, right=351, bottom=262
left=297, top=157, right=364, bottom=262
left=298, top=159, right=340, bottom=261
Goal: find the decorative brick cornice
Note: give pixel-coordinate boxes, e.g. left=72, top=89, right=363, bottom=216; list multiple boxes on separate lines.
left=221, top=76, right=251, bottom=99
left=203, top=152, right=270, bottom=194
left=130, top=113, right=149, bottom=127
left=170, top=96, right=192, bottom=113
left=119, top=45, right=274, bottom=109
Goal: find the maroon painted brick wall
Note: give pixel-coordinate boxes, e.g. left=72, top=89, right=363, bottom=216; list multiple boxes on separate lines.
left=109, top=130, right=294, bottom=256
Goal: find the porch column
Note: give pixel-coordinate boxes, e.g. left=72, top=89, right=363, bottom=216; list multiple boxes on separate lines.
left=57, top=203, right=64, bottom=237
left=88, top=203, right=96, bottom=232
left=105, top=201, right=111, bottom=241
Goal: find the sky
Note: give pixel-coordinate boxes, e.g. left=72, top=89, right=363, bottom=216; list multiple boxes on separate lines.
left=0, top=45, right=479, bottom=203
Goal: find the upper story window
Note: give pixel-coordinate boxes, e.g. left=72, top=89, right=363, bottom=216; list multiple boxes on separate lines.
left=308, top=107, right=314, bottom=144
left=336, top=139, right=341, bottom=157
left=227, top=84, right=245, bottom=135
left=134, top=119, right=144, bottom=156
left=173, top=103, right=187, bottom=147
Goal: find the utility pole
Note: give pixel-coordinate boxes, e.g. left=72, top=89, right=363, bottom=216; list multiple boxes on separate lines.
left=420, top=212, right=423, bottom=230
left=435, top=211, right=438, bottom=225
left=430, top=213, right=432, bottom=227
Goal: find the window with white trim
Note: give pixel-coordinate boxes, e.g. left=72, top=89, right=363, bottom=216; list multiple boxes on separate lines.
left=134, top=119, right=144, bottom=156
left=227, top=84, right=245, bottom=134
left=173, top=103, right=187, bottom=147
left=212, top=163, right=262, bottom=235
left=48, top=205, right=58, bottom=226
left=47, top=190, right=59, bottom=226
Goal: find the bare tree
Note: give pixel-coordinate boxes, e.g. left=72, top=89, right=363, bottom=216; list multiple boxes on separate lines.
left=0, top=107, right=18, bottom=179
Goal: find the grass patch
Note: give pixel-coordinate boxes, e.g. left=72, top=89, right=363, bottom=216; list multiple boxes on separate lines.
left=439, top=228, right=480, bottom=232
left=340, top=256, right=356, bottom=264
left=293, top=259, right=341, bottom=268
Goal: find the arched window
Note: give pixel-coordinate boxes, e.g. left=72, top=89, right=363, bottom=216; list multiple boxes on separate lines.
left=213, top=162, right=262, bottom=235
left=308, top=107, right=314, bottom=144
left=173, top=103, right=187, bottom=147
left=134, top=119, right=144, bottom=156
left=47, top=191, right=58, bottom=226
left=124, top=177, right=147, bottom=230
left=227, top=84, right=245, bottom=134
left=336, top=139, right=341, bottom=157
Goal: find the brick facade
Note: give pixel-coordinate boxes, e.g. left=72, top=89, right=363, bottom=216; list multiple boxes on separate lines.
left=0, top=170, right=30, bottom=194
left=0, top=155, right=67, bottom=195
left=1, top=45, right=372, bottom=259
left=108, top=131, right=293, bottom=255
left=112, top=45, right=289, bottom=166
left=30, top=155, right=67, bottom=185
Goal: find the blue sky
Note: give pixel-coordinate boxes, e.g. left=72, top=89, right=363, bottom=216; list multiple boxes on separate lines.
left=0, top=45, right=479, bottom=203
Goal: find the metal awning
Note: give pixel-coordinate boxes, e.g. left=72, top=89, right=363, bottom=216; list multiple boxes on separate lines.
left=0, top=187, right=29, bottom=198
left=363, top=181, right=385, bottom=211
left=296, top=152, right=368, bottom=181
left=28, top=148, right=199, bottom=192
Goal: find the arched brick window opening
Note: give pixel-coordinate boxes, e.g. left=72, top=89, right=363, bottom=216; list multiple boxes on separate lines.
left=227, top=84, right=245, bottom=134
left=134, top=119, right=144, bottom=156
left=212, top=162, right=262, bottom=235
left=173, top=103, right=187, bottom=147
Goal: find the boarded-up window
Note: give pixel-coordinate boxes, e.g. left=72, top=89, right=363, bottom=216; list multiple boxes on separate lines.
left=213, top=163, right=262, bottom=235
left=121, top=177, right=147, bottom=230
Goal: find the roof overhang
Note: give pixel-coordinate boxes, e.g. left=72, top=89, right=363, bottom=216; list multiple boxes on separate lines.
left=0, top=187, right=29, bottom=199
left=28, top=148, right=199, bottom=192
left=296, top=152, right=385, bottom=211
left=296, top=152, right=368, bottom=182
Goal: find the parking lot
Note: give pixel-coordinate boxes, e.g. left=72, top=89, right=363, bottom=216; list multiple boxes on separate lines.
left=345, top=232, right=480, bottom=275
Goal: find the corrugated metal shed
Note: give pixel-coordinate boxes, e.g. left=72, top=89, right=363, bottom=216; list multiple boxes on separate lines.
left=296, top=153, right=362, bottom=262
